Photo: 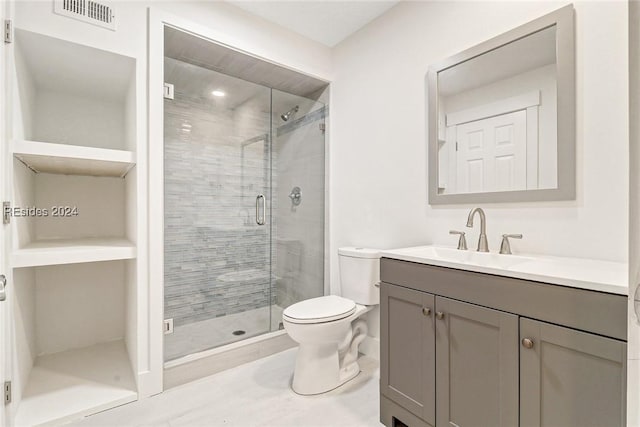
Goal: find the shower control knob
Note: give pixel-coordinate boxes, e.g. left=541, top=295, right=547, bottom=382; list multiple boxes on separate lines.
left=422, top=307, right=432, bottom=316
left=288, top=187, right=302, bottom=206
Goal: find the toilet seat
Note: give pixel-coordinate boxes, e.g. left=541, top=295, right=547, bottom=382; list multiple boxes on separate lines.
left=283, top=295, right=356, bottom=324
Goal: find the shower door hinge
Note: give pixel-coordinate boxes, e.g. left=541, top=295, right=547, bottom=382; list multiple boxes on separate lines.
left=4, top=381, right=11, bottom=404
left=3, top=202, right=10, bottom=224
left=164, top=318, right=174, bottom=334
left=4, top=20, right=12, bottom=44
left=163, top=83, right=174, bottom=100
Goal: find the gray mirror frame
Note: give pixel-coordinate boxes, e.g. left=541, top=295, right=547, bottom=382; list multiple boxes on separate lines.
left=428, top=5, right=575, bottom=205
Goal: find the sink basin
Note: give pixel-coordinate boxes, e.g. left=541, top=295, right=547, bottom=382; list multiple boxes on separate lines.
left=398, top=246, right=534, bottom=269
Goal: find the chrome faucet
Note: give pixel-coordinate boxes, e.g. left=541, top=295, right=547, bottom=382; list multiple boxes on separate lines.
left=466, top=207, right=489, bottom=252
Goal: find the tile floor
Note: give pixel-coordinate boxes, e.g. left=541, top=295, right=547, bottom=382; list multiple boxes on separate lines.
left=165, top=305, right=285, bottom=361
left=70, top=349, right=383, bottom=427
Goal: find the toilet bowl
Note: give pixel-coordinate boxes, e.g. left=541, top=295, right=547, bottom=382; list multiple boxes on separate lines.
left=282, top=247, right=380, bottom=395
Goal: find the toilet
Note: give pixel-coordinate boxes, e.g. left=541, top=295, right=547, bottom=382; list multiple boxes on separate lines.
left=282, top=247, right=380, bottom=395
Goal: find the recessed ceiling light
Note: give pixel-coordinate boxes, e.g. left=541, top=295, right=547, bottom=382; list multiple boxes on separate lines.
left=212, top=90, right=226, bottom=97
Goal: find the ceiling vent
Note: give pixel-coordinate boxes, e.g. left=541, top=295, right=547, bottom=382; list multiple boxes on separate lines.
left=54, top=0, right=117, bottom=31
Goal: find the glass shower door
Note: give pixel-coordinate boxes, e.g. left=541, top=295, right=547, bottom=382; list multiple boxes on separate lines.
left=163, top=57, right=273, bottom=361
left=270, top=90, right=326, bottom=324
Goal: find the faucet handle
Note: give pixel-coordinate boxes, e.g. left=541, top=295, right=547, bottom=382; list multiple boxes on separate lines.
left=449, top=230, right=468, bottom=250
left=500, top=234, right=522, bottom=255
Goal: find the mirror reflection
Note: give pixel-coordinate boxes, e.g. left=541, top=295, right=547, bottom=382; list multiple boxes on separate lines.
left=437, top=26, right=557, bottom=195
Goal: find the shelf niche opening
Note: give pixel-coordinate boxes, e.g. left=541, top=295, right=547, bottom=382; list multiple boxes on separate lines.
left=13, top=28, right=137, bottom=151
left=12, top=260, right=138, bottom=427
left=11, top=159, right=136, bottom=266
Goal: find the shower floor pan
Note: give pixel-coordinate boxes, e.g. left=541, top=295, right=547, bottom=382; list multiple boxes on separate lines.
left=164, top=304, right=284, bottom=361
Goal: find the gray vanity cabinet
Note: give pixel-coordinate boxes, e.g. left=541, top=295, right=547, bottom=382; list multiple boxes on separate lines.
left=380, top=284, right=518, bottom=427
left=520, top=318, right=627, bottom=427
left=380, top=259, right=628, bottom=427
left=380, top=283, right=436, bottom=425
left=434, top=297, right=518, bottom=427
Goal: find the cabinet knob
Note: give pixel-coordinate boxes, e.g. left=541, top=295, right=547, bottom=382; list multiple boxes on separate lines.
left=522, top=338, right=534, bottom=349
left=422, top=307, right=432, bottom=316
left=436, top=311, right=445, bottom=320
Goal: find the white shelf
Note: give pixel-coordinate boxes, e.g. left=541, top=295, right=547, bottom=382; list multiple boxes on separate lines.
left=12, top=140, right=135, bottom=178
left=12, top=237, right=136, bottom=268
left=15, top=340, right=137, bottom=427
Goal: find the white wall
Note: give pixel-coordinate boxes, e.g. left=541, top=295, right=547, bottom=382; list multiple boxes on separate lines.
left=331, top=1, right=628, bottom=355
left=34, top=262, right=126, bottom=355
left=12, top=160, right=34, bottom=249
left=34, top=174, right=126, bottom=240
left=33, top=91, right=126, bottom=149
left=331, top=0, right=628, bottom=285
left=12, top=268, right=35, bottom=411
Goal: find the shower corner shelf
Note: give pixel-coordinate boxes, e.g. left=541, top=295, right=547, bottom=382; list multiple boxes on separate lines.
left=11, top=237, right=136, bottom=268
left=12, top=139, right=136, bottom=178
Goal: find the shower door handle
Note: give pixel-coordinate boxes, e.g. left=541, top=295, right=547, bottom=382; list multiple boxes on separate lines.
left=0, top=275, right=6, bottom=302
left=256, top=194, right=266, bottom=225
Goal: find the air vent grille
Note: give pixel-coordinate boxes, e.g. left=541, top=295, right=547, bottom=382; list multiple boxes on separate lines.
left=87, top=1, right=112, bottom=24
left=54, top=0, right=116, bottom=31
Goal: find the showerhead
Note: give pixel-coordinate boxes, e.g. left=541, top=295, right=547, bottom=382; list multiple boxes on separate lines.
left=280, top=105, right=299, bottom=122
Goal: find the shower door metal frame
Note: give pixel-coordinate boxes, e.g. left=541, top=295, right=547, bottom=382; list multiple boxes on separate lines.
left=148, top=8, right=331, bottom=395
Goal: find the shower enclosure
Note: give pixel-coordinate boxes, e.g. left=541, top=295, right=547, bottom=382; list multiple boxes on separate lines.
left=162, top=28, right=327, bottom=361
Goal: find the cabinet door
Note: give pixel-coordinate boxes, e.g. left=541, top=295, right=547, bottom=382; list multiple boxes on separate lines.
left=435, top=296, right=518, bottom=427
left=381, top=283, right=435, bottom=425
left=520, top=318, right=626, bottom=427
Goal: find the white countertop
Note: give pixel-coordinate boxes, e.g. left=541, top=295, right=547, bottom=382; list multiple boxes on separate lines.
left=381, top=245, right=628, bottom=295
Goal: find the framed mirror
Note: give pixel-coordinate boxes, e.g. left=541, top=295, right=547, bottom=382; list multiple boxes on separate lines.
left=428, top=5, right=575, bottom=204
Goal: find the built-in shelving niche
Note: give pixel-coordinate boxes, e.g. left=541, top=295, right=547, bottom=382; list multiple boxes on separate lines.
left=13, top=261, right=138, bottom=427
left=10, top=29, right=139, bottom=425
left=12, top=28, right=136, bottom=151
left=11, top=161, right=136, bottom=267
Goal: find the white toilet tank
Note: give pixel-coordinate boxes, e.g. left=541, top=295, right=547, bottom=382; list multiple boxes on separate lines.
left=338, top=247, right=380, bottom=305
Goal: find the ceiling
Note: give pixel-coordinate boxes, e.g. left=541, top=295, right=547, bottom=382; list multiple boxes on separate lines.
left=164, top=26, right=329, bottom=97
left=227, top=1, right=399, bottom=47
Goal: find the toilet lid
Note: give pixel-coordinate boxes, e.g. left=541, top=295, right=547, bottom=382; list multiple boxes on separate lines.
left=283, top=295, right=356, bottom=324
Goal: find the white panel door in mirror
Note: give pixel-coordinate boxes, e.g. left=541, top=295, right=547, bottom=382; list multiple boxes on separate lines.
left=449, top=110, right=527, bottom=194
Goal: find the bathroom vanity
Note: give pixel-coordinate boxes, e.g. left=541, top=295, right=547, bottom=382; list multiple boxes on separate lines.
left=379, top=247, right=627, bottom=427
